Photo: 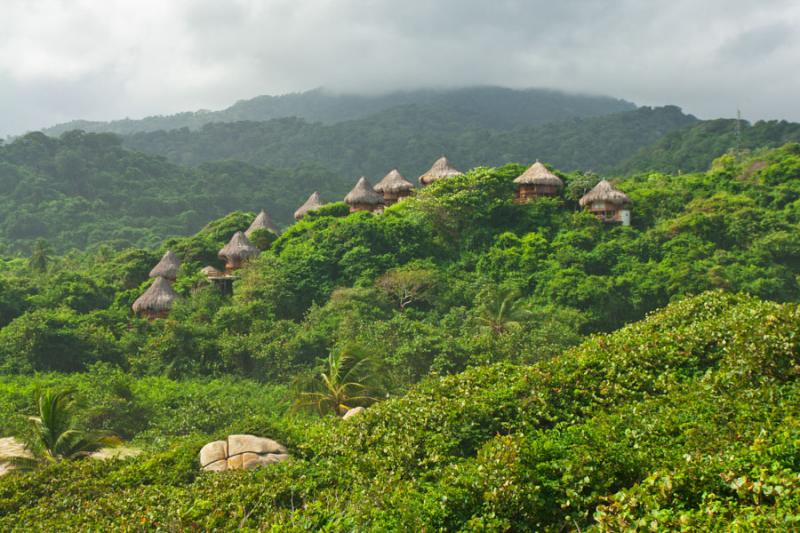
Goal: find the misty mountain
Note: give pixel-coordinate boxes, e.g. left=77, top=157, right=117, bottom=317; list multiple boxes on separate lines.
left=42, top=87, right=636, bottom=136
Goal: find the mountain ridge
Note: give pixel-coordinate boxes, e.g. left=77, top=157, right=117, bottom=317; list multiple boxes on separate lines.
left=42, top=86, right=636, bottom=136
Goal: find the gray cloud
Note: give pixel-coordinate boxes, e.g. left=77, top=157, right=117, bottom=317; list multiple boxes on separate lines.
left=1, top=0, right=799, bottom=137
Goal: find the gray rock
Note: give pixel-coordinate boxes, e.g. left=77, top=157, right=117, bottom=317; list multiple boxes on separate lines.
left=227, top=434, right=287, bottom=456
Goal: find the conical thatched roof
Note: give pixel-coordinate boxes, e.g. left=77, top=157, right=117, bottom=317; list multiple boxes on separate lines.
left=201, top=265, right=223, bottom=277
left=132, top=277, right=180, bottom=314
left=344, top=177, right=384, bottom=206
left=294, top=192, right=325, bottom=220
left=374, top=169, right=414, bottom=194
left=149, top=250, right=181, bottom=280
left=245, top=210, right=280, bottom=237
left=513, top=161, right=564, bottom=188
left=579, top=179, right=631, bottom=207
left=218, top=231, right=260, bottom=261
left=418, top=156, right=463, bottom=185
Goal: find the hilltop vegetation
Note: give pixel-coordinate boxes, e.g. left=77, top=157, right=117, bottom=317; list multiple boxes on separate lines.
left=0, top=131, right=343, bottom=253
left=1, top=144, right=800, bottom=380
left=43, top=86, right=636, bottom=136
left=1, top=140, right=800, bottom=529
left=0, top=291, right=798, bottom=530
left=122, top=105, right=697, bottom=176
left=618, top=117, right=800, bottom=174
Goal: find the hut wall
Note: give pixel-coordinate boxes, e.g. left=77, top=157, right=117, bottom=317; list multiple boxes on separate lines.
left=585, top=201, right=630, bottom=223
left=349, top=203, right=382, bottom=213
left=382, top=190, right=412, bottom=206
left=514, top=184, right=560, bottom=203
left=138, top=309, right=170, bottom=320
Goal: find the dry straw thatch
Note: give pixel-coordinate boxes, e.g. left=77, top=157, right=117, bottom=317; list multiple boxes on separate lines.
left=374, top=169, right=414, bottom=195
left=132, top=276, right=180, bottom=316
left=219, top=231, right=260, bottom=264
left=245, top=210, right=280, bottom=237
left=513, top=161, right=564, bottom=188
left=294, top=192, right=325, bottom=220
left=579, top=179, right=631, bottom=207
left=418, top=156, right=463, bottom=185
left=149, top=250, right=181, bottom=281
left=201, top=265, right=223, bottom=277
left=344, top=176, right=384, bottom=207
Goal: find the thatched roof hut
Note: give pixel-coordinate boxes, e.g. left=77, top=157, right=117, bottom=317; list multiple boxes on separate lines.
left=513, top=161, right=564, bottom=203
left=245, top=210, right=280, bottom=237
left=374, top=169, right=414, bottom=205
left=418, top=156, right=463, bottom=186
left=201, top=265, right=223, bottom=278
left=132, top=276, right=180, bottom=318
left=579, top=179, right=632, bottom=225
left=344, top=177, right=384, bottom=212
left=579, top=180, right=631, bottom=207
left=218, top=231, right=260, bottom=271
left=149, top=250, right=181, bottom=281
left=294, top=192, right=325, bottom=221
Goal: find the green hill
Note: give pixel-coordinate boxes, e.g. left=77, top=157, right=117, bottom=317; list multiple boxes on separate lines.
left=0, top=131, right=348, bottom=253
left=1, top=144, right=800, bottom=530
left=0, top=105, right=697, bottom=253
left=121, top=105, right=698, bottom=176
left=617, top=118, right=800, bottom=174
left=42, top=86, right=636, bottom=136
left=0, top=291, right=797, bottom=530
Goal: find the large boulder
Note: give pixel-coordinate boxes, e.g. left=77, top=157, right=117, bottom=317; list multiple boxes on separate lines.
left=343, top=406, right=365, bottom=420
left=200, top=435, right=289, bottom=472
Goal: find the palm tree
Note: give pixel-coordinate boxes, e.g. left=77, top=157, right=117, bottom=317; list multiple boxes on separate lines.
left=295, top=347, right=380, bottom=416
left=3, top=389, right=119, bottom=471
left=476, top=287, right=532, bottom=335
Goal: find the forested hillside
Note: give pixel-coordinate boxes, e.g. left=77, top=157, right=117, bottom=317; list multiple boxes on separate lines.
left=0, top=105, right=698, bottom=253
left=618, top=118, right=800, bottom=174
left=0, top=131, right=345, bottom=252
left=1, top=144, right=800, bottom=529
left=122, top=105, right=697, bottom=176
left=43, top=87, right=636, bottom=136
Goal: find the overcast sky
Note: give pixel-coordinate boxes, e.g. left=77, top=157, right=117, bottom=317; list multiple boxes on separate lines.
left=2, top=0, right=799, bottom=137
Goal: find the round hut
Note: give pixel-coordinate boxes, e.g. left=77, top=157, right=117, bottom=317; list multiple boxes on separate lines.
left=344, top=177, right=384, bottom=213
left=513, top=161, right=564, bottom=203
left=132, top=276, right=180, bottom=319
left=218, top=231, right=260, bottom=271
left=374, top=169, right=414, bottom=206
left=149, top=250, right=181, bottom=282
left=294, top=192, right=325, bottom=221
left=418, top=156, right=463, bottom=186
left=201, top=265, right=223, bottom=278
left=579, top=179, right=632, bottom=225
left=245, top=210, right=280, bottom=237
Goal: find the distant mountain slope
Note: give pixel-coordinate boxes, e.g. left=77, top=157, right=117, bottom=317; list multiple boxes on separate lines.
left=0, top=132, right=344, bottom=252
left=121, top=105, right=698, bottom=178
left=42, top=87, right=636, bottom=136
left=616, top=118, right=800, bottom=174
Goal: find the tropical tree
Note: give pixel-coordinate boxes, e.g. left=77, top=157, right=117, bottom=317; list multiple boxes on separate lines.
left=3, top=389, right=119, bottom=470
left=28, top=239, right=51, bottom=273
left=294, top=345, right=381, bottom=416
left=475, top=286, right=532, bottom=335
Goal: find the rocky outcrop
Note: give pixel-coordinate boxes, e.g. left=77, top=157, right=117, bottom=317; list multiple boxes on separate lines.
left=342, top=406, right=365, bottom=420
left=199, top=434, right=289, bottom=472
left=0, top=437, right=30, bottom=476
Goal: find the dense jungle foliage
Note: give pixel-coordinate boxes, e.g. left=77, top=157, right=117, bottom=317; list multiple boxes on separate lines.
left=43, top=86, right=636, bottom=136
left=618, top=117, right=800, bottom=174
left=1, top=142, right=800, bottom=530
left=0, top=291, right=798, bottom=530
left=0, top=131, right=344, bottom=252
left=121, top=105, right=697, bottom=176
